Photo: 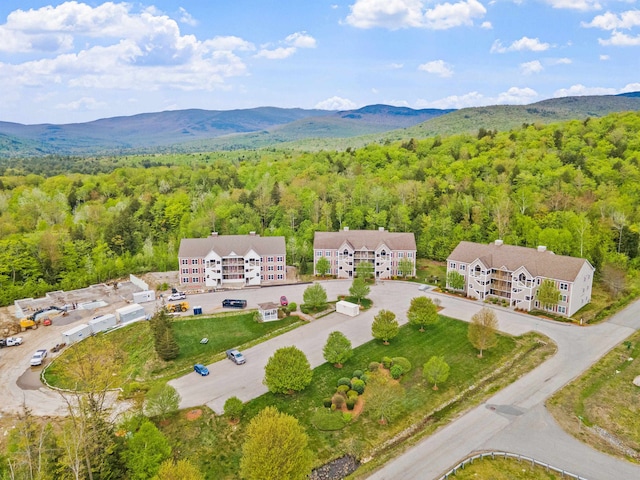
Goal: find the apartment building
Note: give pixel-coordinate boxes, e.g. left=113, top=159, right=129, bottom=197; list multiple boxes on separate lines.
left=446, top=240, right=595, bottom=317
left=177, top=232, right=286, bottom=288
left=313, top=227, right=417, bottom=279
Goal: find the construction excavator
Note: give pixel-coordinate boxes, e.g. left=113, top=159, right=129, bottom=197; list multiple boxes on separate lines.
left=165, top=302, right=190, bottom=313
left=19, top=306, right=68, bottom=331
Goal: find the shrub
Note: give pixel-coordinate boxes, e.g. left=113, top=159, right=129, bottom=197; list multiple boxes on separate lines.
left=342, top=412, right=353, bottom=422
left=391, top=357, right=412, bottom=374
left=337, top=377, right=352, bottom=388
left=352, top=369, right=364, bottom=379
left=323, top=397, right=332, bottom=408
left=390, top=364, right=404, bottom=379
left=312, top=409, right=347, bottom=431
left=287, top=302, right=297, bottom=313
left=360, top=372, right=370, bottom=384
left=346, top=398, right=356, bottom=410
left=224, top=396, right=244, bottom=422
left=382, top=356, right=393, bottom=369
left=347, top=389, right=359, bottom=400
left=336, top=384, right=350, bottom=394
left=368, top=362, right=380, bottom=372
left=351, top=378, right=365, bottom=394
left=332, top=393, right=345, bottom=409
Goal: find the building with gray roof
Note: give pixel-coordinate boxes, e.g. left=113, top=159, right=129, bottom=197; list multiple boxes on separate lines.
left=446, top=239, right=595, bottom=317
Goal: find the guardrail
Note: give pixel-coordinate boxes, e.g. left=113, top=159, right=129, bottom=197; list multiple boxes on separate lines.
left=438, top=451, right=589, bottom=480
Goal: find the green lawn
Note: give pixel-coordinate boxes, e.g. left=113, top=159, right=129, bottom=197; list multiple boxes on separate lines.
left=43, top=313, right=303, bottom=389
left=450, top=456, right=565, bottom=479
left=158, top=316, right=553, bottom=479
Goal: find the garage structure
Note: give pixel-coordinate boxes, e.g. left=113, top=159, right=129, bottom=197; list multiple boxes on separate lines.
left=62, top=323, right=93, bottom=345
left=336, top=300, right=360, bottom=317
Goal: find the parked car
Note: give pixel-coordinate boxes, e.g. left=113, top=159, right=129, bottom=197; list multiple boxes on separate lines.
left=193, top=363, right=209, bottom=376
left=5, top=337, right=23, bottom=347
left=30, top=349, right=47, bottom=367
left=168, top=292, right=187, bottom=301
left=280, top=295, right=289, bottom=306
left=222, top=299, right=247, bottom=309
left=226, top=349, right=246, bottom=365
left=418, top=284, right=429, bottom=291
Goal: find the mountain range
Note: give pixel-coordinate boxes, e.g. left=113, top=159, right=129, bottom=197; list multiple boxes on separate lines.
left=1, top=93, right=640, bottom=157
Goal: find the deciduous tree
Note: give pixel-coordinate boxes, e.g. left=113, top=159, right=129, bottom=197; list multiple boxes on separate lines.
left=224, top=396, right=244, bottom=423
left=240, top=406, right=313, bottom=480
left=323, top=331, right=353, bottom=368
left=446, top=270, right=465, bottom=290
left=397, top=258, right=414, bottom=277
left=349, top=276, right=370, bottom=304
left=371, top=310, right=399, bottom=345
left=468, top=308, right=499, bottom=358
left=364, top=372, right=406, bottom=424
left=264, top=346, right=313, bottom=394
left=121, top=419, right=171, bottom=480
left=423, top=356, right=450, bottom=390
left=303, top=283, right=328, bottom=310
left=407, top=296, right=438, bottom=332
left=156, top=459, right=204, bottom=480
left=144, top=384, right=180, bottom=420
left=315, top=257, right=331, bottom=276
left=537, top=279, right=561, bottom=311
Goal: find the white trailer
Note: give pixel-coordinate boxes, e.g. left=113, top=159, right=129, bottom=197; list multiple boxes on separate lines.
left=132, top=290, right=156, bottom=304
left=62, top=323, right=92, bottom=345
left=336, top=300, right=360, bottom=317
left=116, top=304, right=146, bottom=325
left=88, top=314, right=117, bottom=334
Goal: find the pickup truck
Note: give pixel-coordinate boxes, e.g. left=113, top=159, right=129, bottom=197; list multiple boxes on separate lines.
left=5, top=337, right=23, bottom=347
left=222, top=299, right=247, bottom=309
left=30, top=349, right=47, bottom=366
left=226, top=349, right=246, bottom=365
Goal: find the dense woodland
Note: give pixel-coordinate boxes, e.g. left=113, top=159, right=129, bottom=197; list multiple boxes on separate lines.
left=1, top=111, right=640, bottom=306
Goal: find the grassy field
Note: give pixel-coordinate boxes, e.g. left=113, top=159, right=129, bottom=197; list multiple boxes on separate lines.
left=448, top=456, right=566, bottom=479
left=546, top=331, right=640, bottom=463
left=43, top=312, right=303, bottom=389
left=157, top=316, right=554, bottom=478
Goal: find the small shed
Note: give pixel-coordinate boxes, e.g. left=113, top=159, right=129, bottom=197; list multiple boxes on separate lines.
left=88, top=314, right=117, bottom=334
left=62, top=323, right=92, bottom=345
left=336, top=300, right=360, bottom=317
left=258, top=302, right=280, bottom=322
left=116, top=303, right=146, bottom=324
left=132, top=290, right=156, bottom=304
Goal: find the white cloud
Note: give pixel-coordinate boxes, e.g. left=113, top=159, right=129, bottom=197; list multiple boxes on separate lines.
left=385, top=99, right=411, bottom=107
left=315, top=96, right=358, bottom=110
left=255, top=31, right=316, bottom=59
left=553, top=84, right=617, bottom=97
left=388, top=62, right=404, bottom=69
left=582, top=10, right=640, bottom=30
left=179, top=7, right=198, bottom=27
left=418, top=60, right=454, bottom=77
left=345, top=0, right=486, bottom=30
left=55, top=96, right=107, bottom=111
left=544, top=0, right=602, bottom=11
left=621, top=83, right=640, bottom=93
left=551, top=57, right=572, bottom=65
left=481, top=21, right=493, bottom=29
left=600, top=54, right=610, bottom=60
left=520, top=60, right=543, bottom=74
left=416, top=87, right=538, bottom=109
left=496, top=87, right=538, bottom=103
left=255, top=47, right=297, bottom=59
left=598, top=31, right=640, bottom=46
left=285, top=31, right=317, bottom=48
left=491, top=36, right=551, bottom=53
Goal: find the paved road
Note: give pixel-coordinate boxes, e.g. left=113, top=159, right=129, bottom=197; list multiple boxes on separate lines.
left=367, top=293, right=640, bottom=480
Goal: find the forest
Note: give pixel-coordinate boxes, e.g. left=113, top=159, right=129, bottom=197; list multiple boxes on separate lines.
left=0, top=111, right=639, bottom=307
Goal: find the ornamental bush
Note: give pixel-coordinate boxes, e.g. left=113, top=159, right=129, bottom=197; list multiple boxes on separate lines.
left=351, top=378, right=365, bottom=394
left=382, top=356, right=393, bottom=369
left=352, top=369, right=364, bottom=379
left=323, top=397, right=332, bottom=408
left=390, top=364, right=404, bottom=379
left=346, top=398, right=356, bottom=410
left=360, top=372, right=370, bottom=384
left=337, top=384, right=350, bottom=394
left=337, top=377, right=352, bottom=388
left=368, top=362, right=380, bottom=372
left=391, top=357, right=412, bottom=374
left=347, top=389, right=359, bottom=400
left=332, top=393, right=345, bottom=409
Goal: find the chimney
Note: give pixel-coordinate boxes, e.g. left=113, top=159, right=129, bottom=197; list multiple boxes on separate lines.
left=344, top=226, right=349, bottom=231
left=378, top=227, right=385, bottom=231
left=494, top=239, right=503, bottom=246
left=211, top=232, right=218, bottom=237
left=537, top=245, right=547, bottom=252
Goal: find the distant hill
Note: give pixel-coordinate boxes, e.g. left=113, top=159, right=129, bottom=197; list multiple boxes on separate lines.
left=1, top=94, right=640, bottom=156
left=0, top=105, right=452, bottom=157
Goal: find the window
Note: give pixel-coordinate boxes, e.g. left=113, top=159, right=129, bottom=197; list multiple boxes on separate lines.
left=181, top=259, right=188, bottom=265
left=191, top=268, right=198, bottom=274
left=559, top=283, right=568, bottom=291
left=558, top=306, right=566, bottom=314
left=181, top=268, right=189, bottom=274
left=408, top=252, right=413, bottom=258
left=525, top=296, right=531, bottom=301
left=450, top=262, right=456, bottom=269
left=182, top=277, right=189, bottom=283
left=191, top=259, right=198, bottom=265
left=460, top=264, right=466, bottom=271
left=268, top=274, right=274, bottom=280
left=562, top=295, right=568, bottom=302
left=192, top=277, right=198, bottom=283
left=267, top=256, right=274, bottom=263
left=268, top=266, right=274, bottom=271
left=277, top=265, right=284, bottom=271
left=325, top=250, right=331, bottom=257
left=277, top=274, right=284, bottom=280
left=398, top=252, right=404, bottom=258
left=316, top=251, right=322, bottom=257
left=277, top=256, right=284, bottom=262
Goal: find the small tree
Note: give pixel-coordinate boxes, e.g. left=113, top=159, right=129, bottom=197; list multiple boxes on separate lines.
left=156, top=327, right=180, bottom=361
left=536, top=279, right=561, bottom=311
left=423, top=356, right=450, bottom=390
left=397, top=258, right=414, bottom=277
left=224, top=396, right=244, bottom=423
left=371, top=310, right=399, bottom=345
left=407, top=296, right=438, bottom=332
left=349, top=276, right=370, bottom=304
left=365, top=373, right=406, bottom=424
left=447, top=270, right=465, bottom=290
left=240, top=406, right=313, bottom=480
left=303, top=283, right=328, bottom=310
left=468, top=307, right=499, bottom=358
left=315, top=257, right=331, bottom=277
left=121, top=419, right=171, bottom=480
left=323, top=331, right=353, bottom=368
left=355, top=261, right=374, bottom=280
left=144, top=384, right=180, bottom=420
left=156, top=459, right=203, bottom=480
left=264, top=346, right=313, bottom=394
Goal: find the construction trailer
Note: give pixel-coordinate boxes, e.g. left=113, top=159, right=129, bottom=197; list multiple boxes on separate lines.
left=88, top=314, right=117, bottom=334
left=116, top=304, right=146, bottom=325
left=132, top=290, right=156, bottom=303
left=62, top=323, right=93, bottom=345
left=336, top=300, right=360, bottom=317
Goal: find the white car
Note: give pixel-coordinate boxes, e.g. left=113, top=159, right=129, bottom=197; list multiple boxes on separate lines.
left=418, top=284, right=429, bottom=291
left=5, top=337, right=23, bottom=346
left=168, top=292, right=186, bottom=301
left=30, top=349, right=47, bottom=367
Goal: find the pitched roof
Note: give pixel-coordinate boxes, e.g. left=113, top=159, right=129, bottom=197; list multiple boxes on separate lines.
left=314, top=230, right=416, bottom=251
left=178, top=234, right=285, bottom=258
left=447, top=241, right=593, bottom=282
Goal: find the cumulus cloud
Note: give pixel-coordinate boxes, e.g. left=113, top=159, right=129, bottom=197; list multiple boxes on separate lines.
left=582, top=10, right=640, bottom=30
left=256, top=31, right=316, bottom=59
left=315, top=96, right=358, bottom=110
left=553, top=84, right=618, bottom=96
left=418, top=60, right=454, bottom=77
left=551, top=57, right=572, bottom=65
left=598, top=31, right=640, bottom=46
left=286, top=32, right=317, bottom=48
left=255, top=47, right=297, bottom=59
left=600, top=54, right=610, bottom=60
left=55, top=96, right=107, bottom=111
left=520, top=60, right=543, bottom=74
left=179, top=7, right=198, bottom=26
left=544, top=0, right=602, bottom=11
left=345, top=0, right=486, bottom=30
left=481, top=21, right=493, bottom=29
left=491, top=36, right=551, bottom=53
left=416, top=87, right=538, bottom=109
left=388, top=62, right=404, bottom=69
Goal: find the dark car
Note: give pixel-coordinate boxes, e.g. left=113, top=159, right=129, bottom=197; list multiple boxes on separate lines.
left=226, top=349, right=246, bottom=365
left=222, top=299, right=247, bottom=309
left=194, top=364, right=209, bottom=376
left=280, top=295, right=288, bottom=306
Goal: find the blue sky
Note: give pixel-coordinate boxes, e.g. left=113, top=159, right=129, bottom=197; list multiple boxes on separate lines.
left=0, top=0, right=639, bottom=124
